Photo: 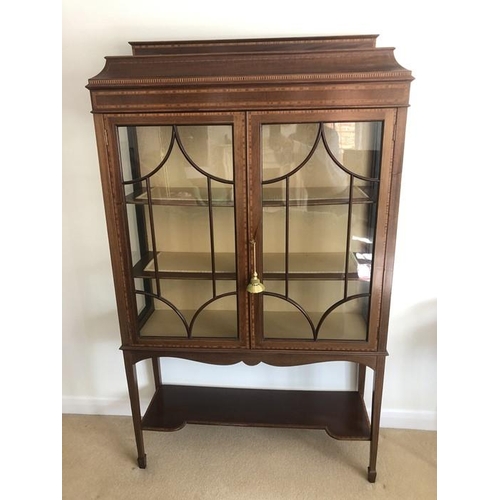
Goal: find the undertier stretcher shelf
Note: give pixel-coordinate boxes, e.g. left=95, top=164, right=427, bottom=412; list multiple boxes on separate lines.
left=141, top=384, right=371, bottom=440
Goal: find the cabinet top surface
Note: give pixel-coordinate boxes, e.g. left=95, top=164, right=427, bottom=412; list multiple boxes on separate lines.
left=128, top=34, right=380, bottom=54
left=87, top=34, right=413, bottom=90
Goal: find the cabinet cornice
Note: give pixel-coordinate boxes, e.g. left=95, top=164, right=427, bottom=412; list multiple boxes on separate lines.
left=87, top=39, right=412, bottom=91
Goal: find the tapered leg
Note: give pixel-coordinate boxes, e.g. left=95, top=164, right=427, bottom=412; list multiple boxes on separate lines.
left=123, top=351, right=147, bottom=468
left=368, top=356, right=386, bottom=483
left=357, top=363, right=367, bottom=397
left=152, top=357, right=162, bottom=390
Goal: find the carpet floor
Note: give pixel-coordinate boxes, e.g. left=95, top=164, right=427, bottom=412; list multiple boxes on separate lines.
left=62, top=414, right=436, bottom=499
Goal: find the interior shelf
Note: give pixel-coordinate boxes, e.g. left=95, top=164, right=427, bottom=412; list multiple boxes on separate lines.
left=133, top=251, right=365, bottom=280
left=264, top=252, right=359, bottom=279
left=140, top=309, right=238, bottom=338
left=262, top=186, right=375, bottom=206
left=125, top=186, right=375, bottom=207
left=264, top=311, right=367, bottom=341
left=126, top=186, right=234, bottom=207
left=138, top=308, right=366, bottom=341
left=141, top=385, right=371, bottom=441
left=133, top=252, right=236, bottom=279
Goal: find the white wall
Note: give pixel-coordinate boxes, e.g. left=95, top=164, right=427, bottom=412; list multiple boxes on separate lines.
left=61, top=0, right=440, bottom=430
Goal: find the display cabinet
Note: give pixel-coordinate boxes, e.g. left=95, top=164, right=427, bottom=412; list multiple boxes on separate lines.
left=87, top=35, right=412, bottom=482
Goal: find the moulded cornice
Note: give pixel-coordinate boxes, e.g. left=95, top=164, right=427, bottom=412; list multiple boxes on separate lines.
left=87, top=37, right=413, bottom=91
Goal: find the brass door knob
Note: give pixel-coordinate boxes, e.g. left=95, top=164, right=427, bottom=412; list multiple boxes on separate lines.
left=247, top=271, right=265, bottom=294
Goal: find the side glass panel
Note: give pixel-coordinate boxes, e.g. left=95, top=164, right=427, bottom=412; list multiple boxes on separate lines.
left=261, top=121, right=382, bottom=341
left=118, top=124, right=238, bottom=339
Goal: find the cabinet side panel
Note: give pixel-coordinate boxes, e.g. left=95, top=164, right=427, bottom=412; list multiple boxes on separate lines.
left=92, top=114, right=137, bottom=346
left=367, top=109, right=396, bottom=351
left=377, top=107, right=409, bottom=352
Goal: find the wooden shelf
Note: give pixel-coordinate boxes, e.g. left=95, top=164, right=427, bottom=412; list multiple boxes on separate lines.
left=141, top=385, right=371, bottom=440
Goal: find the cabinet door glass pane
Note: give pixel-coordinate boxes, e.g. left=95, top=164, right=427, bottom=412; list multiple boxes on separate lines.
left=118, top=124, right=238, bottom=339
left=261, top=121, right=382, bottom=341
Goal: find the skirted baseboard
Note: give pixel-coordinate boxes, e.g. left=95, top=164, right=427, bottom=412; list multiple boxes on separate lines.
left=62, top=395, right=436, bottom=431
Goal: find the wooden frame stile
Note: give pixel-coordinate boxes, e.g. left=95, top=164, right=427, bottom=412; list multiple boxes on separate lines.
left=87, top=35, right=413, bottom=483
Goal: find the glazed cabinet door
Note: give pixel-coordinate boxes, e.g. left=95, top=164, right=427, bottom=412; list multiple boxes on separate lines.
left=103, top=113, right=249, bottom=347
left=247, top=110, right=396, bottom=351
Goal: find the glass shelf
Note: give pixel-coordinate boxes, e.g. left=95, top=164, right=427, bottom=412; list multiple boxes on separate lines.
left=264, top=252, right=360, bottom=279
left=262, top=186, right=375, bottom=207
left=125, top=185, right=375, bottom=207
left=133, top=252, right=236, bottom=279
left=132, top=251, right=368, bottom=280
left=125, top=186, right=234, bottom=207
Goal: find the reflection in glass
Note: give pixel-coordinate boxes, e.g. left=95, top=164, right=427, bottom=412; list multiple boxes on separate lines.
left=176, top=125, right=233, bottom=181
left=262, top=123, right=320, bottom=182
left=261, top=121, right=382, bottom=341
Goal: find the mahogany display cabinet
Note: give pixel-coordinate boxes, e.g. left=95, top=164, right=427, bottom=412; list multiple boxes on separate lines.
left=87, top=34, right=413, bottom=482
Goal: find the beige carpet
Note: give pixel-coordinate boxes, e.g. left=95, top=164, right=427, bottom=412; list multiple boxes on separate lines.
left=62, top=414, right=436, bottom=499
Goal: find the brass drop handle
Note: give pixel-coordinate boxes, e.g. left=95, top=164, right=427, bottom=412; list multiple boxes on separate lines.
left=247, top=240, right=265, bottom=294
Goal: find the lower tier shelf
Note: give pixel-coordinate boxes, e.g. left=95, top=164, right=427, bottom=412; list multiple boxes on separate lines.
left=141, top=385, right=371, bottom=440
